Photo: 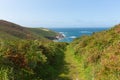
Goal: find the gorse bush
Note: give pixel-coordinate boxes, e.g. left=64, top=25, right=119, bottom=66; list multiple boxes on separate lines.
left=0, top=68, right=9, bottom=80
left=0, top=40, right=68, bottom=80
left=71, top=25, right=120, bottom=80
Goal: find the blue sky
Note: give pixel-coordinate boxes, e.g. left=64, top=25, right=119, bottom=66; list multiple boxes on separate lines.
left=0, top=0, right=120, bottom=28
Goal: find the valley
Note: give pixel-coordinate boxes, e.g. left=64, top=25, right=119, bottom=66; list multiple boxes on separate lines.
left=0, top=20, right=120, bottom=80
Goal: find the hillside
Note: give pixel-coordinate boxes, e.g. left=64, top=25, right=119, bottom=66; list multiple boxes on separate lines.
left=28, top=28, right=59, bottom=40
left=0, top=20, right=59, bottom=40
left=1, top=20, right=120, bottom=80
left=70, top=24, right=120, bottom=80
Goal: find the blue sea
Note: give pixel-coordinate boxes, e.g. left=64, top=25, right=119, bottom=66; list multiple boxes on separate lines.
left=50, top=28, right=109, bottom=42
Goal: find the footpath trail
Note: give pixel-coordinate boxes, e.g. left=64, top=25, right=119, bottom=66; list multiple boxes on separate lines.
left=59, top=46, right=83, bottom=80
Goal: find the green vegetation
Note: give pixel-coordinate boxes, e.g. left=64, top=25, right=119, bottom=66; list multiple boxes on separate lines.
left=0, top=20, right=58, bottom=40
left=0, top=40, right=68, bottom=80
left=1, top=20, right=120, bottom=80
left=59, top=46, right=83, bottom=80
left=28, top=28, right=58, bottom=40
left=70, top=24, right=120, bottom=80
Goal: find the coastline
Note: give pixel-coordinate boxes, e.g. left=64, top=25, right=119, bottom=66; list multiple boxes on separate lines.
left=53, top=33, right=65, bottom=42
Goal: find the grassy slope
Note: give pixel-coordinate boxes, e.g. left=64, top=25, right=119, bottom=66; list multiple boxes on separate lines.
left=70, top=24, right=120, bottom=80
left=0, top=20, right=58, bottom=40
left=28, top=28, right=58, bottom=39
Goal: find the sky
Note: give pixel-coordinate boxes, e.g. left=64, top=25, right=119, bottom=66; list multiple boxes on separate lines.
left=0, top=0, right=120, bottom=28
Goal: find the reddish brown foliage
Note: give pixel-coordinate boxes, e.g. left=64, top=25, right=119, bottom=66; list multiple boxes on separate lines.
left=7, top=53, right=28, bottom=68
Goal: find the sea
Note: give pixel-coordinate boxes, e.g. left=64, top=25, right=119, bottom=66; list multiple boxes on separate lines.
left=50, top=28, right=109, bottom=42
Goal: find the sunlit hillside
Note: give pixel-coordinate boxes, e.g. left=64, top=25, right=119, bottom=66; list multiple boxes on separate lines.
left=70, top=24, right=120, bottom=80
left=0, top=20, right=58, bottom=40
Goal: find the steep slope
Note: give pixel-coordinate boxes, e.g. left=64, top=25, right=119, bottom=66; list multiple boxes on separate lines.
left=28, top=28, right=58, bottom=40
left=0, top=20, right=58, bottom=40
left=70, top=24, right=120, bottom=80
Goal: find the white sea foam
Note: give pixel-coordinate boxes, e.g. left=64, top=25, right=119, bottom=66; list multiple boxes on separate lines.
left=60, top=32, right=68, bottom=33
left=59, top=32, right=66, bottom=37
left=80, top=31, right=92, bottom=33
left=69, top=36, right=76, bottom=39
left=62, top=33, right=66, bottom=37
left=59, top=32, right=64, bottom=33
